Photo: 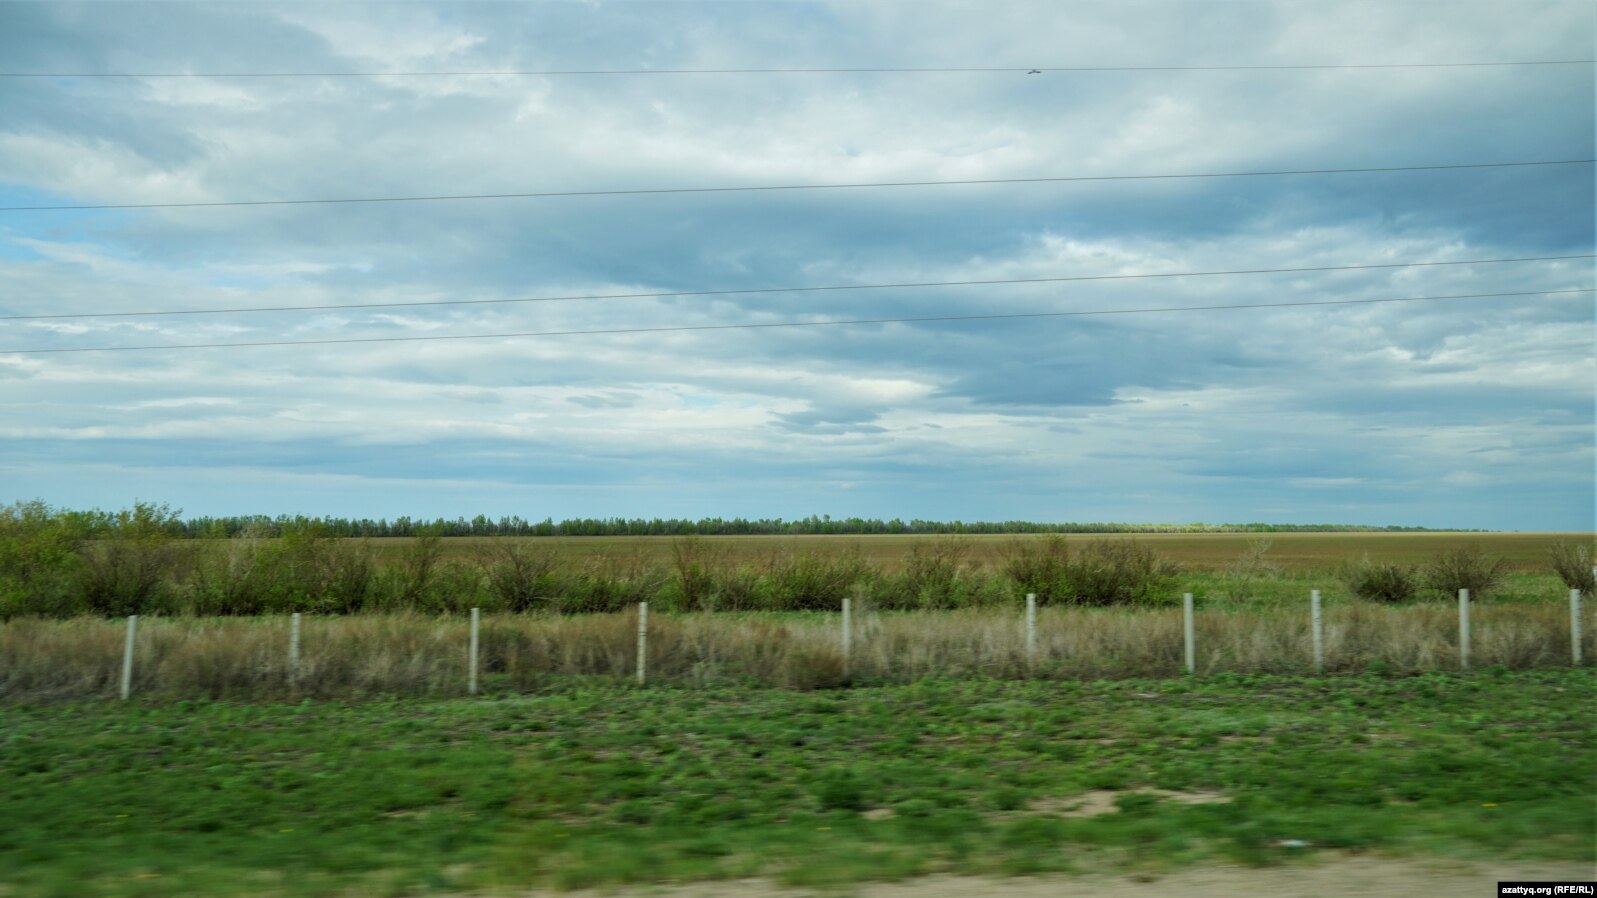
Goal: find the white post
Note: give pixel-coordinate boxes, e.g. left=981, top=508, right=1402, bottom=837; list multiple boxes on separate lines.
left=120, top=615, right=137, bottom=700
left=1183, top=593, right=1195, bottom=675
left=1025, top=593, right=1037, bottom=672
left=1458, top=588, right=1471, bottom=671
left=1310, top=589, right=1324, bottom=672
left=636, top=602, right=648, bottom=686
left=841, top=596, right=851, bottom=677
left=1572, top=589, right=1583, bottom=666
left=289, top=612, right=302, bottom=685
left=468, top=607, right=481, bottom=696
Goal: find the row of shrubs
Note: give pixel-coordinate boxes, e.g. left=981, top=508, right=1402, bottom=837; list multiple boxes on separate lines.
left=1341, top=542, right=1594, bottom=603
left=0, top=518, right=1182, bottom=618
left=0, top=501, right=1590, bottom=619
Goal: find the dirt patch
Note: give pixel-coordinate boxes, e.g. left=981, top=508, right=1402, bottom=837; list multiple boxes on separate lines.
left=526, top=857, right=1595, bottom=898
left=1038, top=789, right=1231, bottom=819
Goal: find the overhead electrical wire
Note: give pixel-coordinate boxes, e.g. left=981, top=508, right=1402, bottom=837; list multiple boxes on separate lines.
left=2, top=159, right=1589, bottom=213
left=2, top=60, right=1591, bottom=77
left=5, top=288, right=1588, bottom=355
left=4, top=253, right=1587, bottom=322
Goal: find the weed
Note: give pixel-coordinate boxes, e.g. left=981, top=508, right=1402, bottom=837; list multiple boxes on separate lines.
left=1221, top=539, right=1281, bottom=601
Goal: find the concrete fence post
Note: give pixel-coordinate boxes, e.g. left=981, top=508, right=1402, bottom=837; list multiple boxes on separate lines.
left=1183, top=593, right=1195, bottom=675
left=636, top=602, right=648, bottom=686
left=1572, top=589, right=1583, bottom=666
left=1025, top=593, right=1037, bottom=673
left=1310, top=589, right=1324, bottom=672
left=468, top=608, right=481, bottom=696
left=841, top=596, right=851, bottom=678
left=289, top=612, right=302, bottom=686
left=1458, top=588, right=1471, bottom=671
left=120, top=615, right=138, bottom=700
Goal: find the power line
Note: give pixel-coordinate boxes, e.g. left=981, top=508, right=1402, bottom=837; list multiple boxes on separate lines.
left=2, top=61, right=1591, bottom=77
left=6, top=288, right=1587, bottom=355
left=3, top=159, right=1589, bottom=213
left=5, top=253, right=1587, bottom=322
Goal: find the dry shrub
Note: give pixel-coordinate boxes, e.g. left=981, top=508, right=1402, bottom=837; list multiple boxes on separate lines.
left=1221, top=539, right=1281, bottom=602
left=778, top=645, right=848, bottom=690
left=1547, top=540, right=1596, bottom=593
left=0, top=617, right=124, bottom=700
left=483, top=542, right=561, bottom=612
left=1002, top=536, right=1071, bottom=604
left=1423, top=544, right=1508, bottom=600
left=299, top=613, right=466, bottom=697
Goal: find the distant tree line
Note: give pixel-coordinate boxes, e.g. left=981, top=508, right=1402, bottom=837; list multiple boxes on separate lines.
left=142, top=511, right=1454, bottom=538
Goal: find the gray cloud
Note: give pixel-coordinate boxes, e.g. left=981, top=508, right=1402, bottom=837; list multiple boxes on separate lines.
left=0, top=1, right=1591, bottom=529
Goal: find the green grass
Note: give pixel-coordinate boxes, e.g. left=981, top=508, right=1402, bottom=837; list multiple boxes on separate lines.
left=3, top=670, right=1593, bottom=896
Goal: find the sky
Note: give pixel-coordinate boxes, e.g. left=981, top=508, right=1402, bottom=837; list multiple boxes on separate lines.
left=0, top=1, right=1592, bottom=530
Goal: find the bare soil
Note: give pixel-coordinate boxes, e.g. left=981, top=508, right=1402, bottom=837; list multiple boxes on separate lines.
left=525, top=857, right=1595, bottom=897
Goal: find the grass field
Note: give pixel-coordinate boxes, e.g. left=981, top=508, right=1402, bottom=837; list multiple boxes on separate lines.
left=2, top=671, right=1591, bottom=897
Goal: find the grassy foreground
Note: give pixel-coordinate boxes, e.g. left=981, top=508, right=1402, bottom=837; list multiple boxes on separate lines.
left=2, top=671, right=1593, bottom=897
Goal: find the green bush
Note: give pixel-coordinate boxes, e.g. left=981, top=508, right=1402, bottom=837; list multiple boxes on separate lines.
left=75, top=502, right=183, bottom=616
left=761, top=549, right=868, bottom=611
left=184, top=525, right=275, bottom=615
left=1002, top=536, right=1071, bottom=604
left=556, top=555, right=664, bottom=614
left=1342, top=556, right=1418, bottom=603
left=1423, top=544, right=1508, bottom=600
left=392, top=532, right=443, bottom=609
left=875, top=536, right=983, bottom=607
left=1062, top=540, right=1180, bottom=606
left=668, top=537, right=722, bottom=612
left=0, top=500, right=83, bottom=617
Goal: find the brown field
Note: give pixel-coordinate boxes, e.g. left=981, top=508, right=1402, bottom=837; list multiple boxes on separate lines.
left=374, top=531, right=1592, bottom=573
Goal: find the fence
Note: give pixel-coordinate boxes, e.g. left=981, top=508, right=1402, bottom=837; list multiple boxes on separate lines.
left=1, top=587, right=1583, bottom=703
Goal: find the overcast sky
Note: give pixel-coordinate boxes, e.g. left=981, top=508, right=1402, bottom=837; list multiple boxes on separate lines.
left=0, top=1, right=1592, bottom=529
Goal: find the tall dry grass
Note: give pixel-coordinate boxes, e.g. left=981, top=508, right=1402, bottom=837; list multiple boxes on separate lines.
left=1, top=601, right=1589, bottom=703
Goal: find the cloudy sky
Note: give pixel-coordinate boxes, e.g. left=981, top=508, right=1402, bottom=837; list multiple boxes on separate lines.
left=0, top=1, right=1592, bottom=530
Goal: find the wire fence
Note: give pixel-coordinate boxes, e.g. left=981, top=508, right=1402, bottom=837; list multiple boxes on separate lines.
left=1, top=588, right=1586, bottom=703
